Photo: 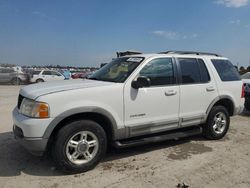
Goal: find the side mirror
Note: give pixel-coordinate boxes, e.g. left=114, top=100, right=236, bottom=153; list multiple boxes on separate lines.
left=131, top=76, right=151, bottom=89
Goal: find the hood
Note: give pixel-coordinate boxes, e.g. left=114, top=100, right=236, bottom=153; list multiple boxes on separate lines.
left=20, top=79, right=115, bottom=100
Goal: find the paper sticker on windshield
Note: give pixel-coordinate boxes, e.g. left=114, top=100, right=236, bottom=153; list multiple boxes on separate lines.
left=126, top=57, right=143, bottom=62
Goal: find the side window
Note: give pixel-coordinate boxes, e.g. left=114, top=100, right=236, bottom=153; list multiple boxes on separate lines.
left=33, top=71, right=41, bottom=75
left=2, top=68, right=15, bottom=73
left=139, top=58, right=175, bottom=86
left=198, top=59, right=210, bottom=83
left=42, top=71, right=51, bottom=75
left=51, top=71, right=61, bottom=76
left=211, top=59, right=241, bottom=81
left=179, top=58, right=201, bottom=84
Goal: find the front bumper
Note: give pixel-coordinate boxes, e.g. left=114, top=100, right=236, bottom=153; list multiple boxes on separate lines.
left=13, top=125, right=48, bottom=156
left=12, top=107, right=52, bottom=156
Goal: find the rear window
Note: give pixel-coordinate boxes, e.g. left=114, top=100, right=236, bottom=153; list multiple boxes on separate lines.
left=211, top=59, right=241, bottom=81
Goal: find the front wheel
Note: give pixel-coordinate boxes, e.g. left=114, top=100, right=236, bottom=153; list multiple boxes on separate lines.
left=52, top=120, right=107, bottom=173
left=36, top=79, right=44, bottom=83
left=203, top=106, right=230, bottom=140
left=11, top=78, right=21, bottom=85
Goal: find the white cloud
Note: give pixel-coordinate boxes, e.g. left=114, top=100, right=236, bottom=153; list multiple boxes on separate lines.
left=152, top=30, right=198, bottom=40
left=215, top=0, right=249, bottom=8
left=152, top=30, right=178, bottom=40
left=32, top=11, right=48, bottom=18
left=190, top=33, right=198, bottom=39
left=229, top=19, right=241, bottom=24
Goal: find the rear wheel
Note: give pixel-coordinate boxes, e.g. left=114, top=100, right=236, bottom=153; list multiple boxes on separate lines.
left=52, top=120, right=107, bottom=173
left=36, top=79, right=44, bottom=83
left=203, top=106, right=230, bottom=140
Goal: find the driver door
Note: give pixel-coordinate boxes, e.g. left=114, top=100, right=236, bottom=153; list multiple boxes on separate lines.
left=124, top=58, right=180, bottom=137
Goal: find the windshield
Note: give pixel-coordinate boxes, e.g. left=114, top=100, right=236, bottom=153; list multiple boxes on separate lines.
left=88, top=57, right=144, bottom=83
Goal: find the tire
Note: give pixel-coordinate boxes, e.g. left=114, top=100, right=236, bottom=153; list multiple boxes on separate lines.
left=203, top=106, right=230, bottom=140
left=11, top=78, right=21, bottom=85
left=36, top=79, right=44, bottom=83
left=245, top=98, right=250, bottom=111
left=52, top=120, right=107, bottom=174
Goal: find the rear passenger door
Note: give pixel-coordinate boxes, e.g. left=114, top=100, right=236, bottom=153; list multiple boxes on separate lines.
left=42, top=70, right=53, bottom=82
left=51, top=71, right=65, bottom=81
left=177, top=58, right=218, bottom=127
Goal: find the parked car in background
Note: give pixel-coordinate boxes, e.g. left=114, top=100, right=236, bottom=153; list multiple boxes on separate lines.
left=0, top=67, right=29, bottom=85
left=241, top=72, right=250, bottom=84
left=30, top=70, right=65, bottom=83
left=244, top=83, right=250, bottom=111
left=60, top=69, right=72, bottom=80
left=71, top=72, right=87, bottom=79
left=240, top=73, right=250, bottom=111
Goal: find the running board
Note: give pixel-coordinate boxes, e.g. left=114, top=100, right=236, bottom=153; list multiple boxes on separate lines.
left=114, top=126, right=202, bottom=148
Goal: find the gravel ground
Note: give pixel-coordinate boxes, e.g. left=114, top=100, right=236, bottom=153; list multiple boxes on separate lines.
left=0, top=85, right=250, bottom=188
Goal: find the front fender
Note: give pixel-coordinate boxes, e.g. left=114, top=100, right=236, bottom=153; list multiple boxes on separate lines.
left=42, top=106, right=120, bottom=139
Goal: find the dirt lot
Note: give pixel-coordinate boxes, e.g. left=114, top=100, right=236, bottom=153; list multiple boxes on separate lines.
left=0, top=85, right=250, bottom=188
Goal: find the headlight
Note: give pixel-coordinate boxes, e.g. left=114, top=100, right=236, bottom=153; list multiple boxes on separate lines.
left=20, top=98, right=50, bottom=118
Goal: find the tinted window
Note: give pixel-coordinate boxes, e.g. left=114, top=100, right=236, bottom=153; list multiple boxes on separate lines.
left=42, top=71, right=51, bottom=75
left=139, top=58, right=175, bottom=86
left=179, top=58, right=201, bottom=84
left=1, top=68, right=15, bottom=73
left=33, top=70, right=41, bottom=75
left=198, top=59, right=210, bottom=83
left=51, top=71, right=61, bottom=76
left=211, top=59, right=241, bottom=81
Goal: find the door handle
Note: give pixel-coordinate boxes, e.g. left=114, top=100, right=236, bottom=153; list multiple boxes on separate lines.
left=165, top=90, right=177, bottom=96
left=206, top=86, right=215, bottom=92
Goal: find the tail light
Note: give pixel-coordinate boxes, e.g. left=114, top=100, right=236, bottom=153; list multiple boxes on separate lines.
left=241, top=84, right=245, bottom=98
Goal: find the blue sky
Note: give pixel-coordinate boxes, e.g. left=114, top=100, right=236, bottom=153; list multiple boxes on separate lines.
left=0, top=0, right=250, bottom=67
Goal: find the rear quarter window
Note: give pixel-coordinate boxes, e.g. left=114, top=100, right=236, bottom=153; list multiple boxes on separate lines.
left=211, top=59, right=241, bottom=81
left=33, top=70, right=41, bottom=75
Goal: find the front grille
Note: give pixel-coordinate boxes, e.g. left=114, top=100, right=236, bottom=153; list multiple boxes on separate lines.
left=17, top=94, right=24, bottom=109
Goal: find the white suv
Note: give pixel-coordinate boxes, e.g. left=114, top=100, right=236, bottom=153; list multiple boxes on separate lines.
left=30, top=70, right=65, bottom=83
left=13, top=51, right=244, bottom=173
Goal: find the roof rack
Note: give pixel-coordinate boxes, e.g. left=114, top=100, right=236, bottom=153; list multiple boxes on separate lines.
left=158, top=51, right=221, bottom=57
left=116, top=51, right=142, bottom=57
